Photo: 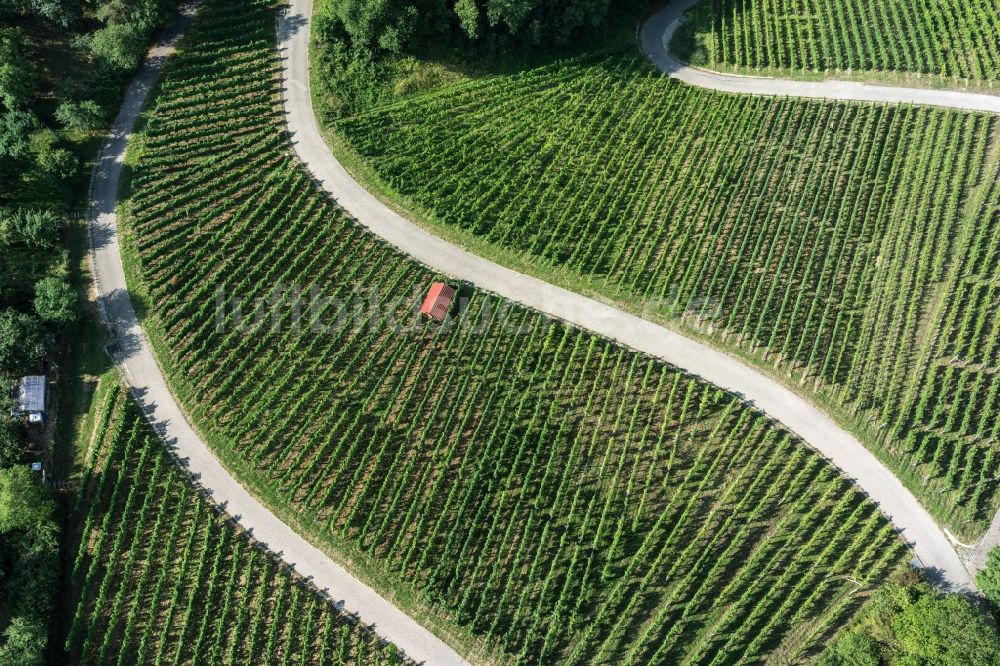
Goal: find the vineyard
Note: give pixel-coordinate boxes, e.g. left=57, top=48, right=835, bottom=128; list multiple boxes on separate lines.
left=335, top=49, right=1000, bottom=534
left=65, top=382, right=399, bottom=665
left=682, top=0, right=1000, bottom=82
left=116, top=0, right=910, bottom=662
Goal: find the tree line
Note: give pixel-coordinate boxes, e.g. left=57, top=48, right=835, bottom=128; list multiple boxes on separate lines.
left=1, top=0, right=176, bottom=662
left=312, top=0, right=651, bottom=118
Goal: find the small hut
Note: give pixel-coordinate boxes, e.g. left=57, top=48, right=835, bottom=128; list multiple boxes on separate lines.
left=17, top=376, right=47, bottom=423
left=420, top=282, right=456, bottom=322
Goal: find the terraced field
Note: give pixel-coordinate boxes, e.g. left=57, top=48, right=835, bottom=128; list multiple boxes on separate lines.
left=335, top=50, right=1000, bottom=535
left=682, top=0, right=1000, bottom=82
left=118, top=0, right=908, bottom=662
left=65, top=383, right=397, bottom=665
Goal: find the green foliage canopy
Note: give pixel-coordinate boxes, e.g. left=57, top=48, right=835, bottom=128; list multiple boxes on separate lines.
left=84, top=22, right=146, bottom=72
left=0, top=417, right=23, bottom=468
left=0, top=207, right=60, bottom=248
left=321, top=0, right=624, bottom=57
left=0, top=109, right=34, bottom=161
left=0, top=309, right=44, bottom=373
left=33, top=276, right=76, bottom=325
left=891, top=592, right=1000, bottom=664
left=0, top=466, right=58, bottom=666
left=0, top=0, right=78, bottom=26
left=0, top=465, right=50, bottom=531
left=54, top=98, right=103, bottom=130
left=0, top=27, right=31, bottom=110
left=820, top=579, right=1000, bottom=665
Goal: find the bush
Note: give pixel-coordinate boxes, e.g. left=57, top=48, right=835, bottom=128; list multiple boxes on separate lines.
left=891, top=590, right=1000, bottom=664
left=817, top=628, right=880, bottom=665
left=978, top=547, right=1000, bottom=615
left=33, top=277, right=76, bottom=325
left=54, top=99, right=104, bottom=131
left=821, top=578, right=1000, bottom=665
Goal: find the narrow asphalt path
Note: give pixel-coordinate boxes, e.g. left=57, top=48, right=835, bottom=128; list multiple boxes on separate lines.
left=87, top=6, right=469, bottom=665
left=281, top=0, right=973, bottom=589
left=641, top=0, right=1000, bottom=114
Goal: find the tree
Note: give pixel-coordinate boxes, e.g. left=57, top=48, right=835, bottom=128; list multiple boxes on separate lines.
left=86, top=22, right=145, bottom=72
left=0, top=28, right=32, bottom=111
left=29, top=127, right=79, bottom=183
left=821, top=576, right=1000, bottom=665
left=484, top=0, right=534, bottom=36
left=0, top=309, right=44, bottom=373
left=0, top=465, right=57, bottom=666
left=54, top=99, right=103, bottom=131
left=454, top=0, right=479, bottom=40
left=0, top=109, right=35, bottom=188
left=0, top=617, right=45, bottom=666
left=0, top=109, right=35, bottom=161
left=0, top=0, right=78, bottom=26
left=0, top=465, right=51, bottom=532
left=33, top=277, right=76, bottom=325
left=322, top=0, right=419, bottom=55
left=95, top=0, right=172, bottom=32
left=459, top=0, right=615, bottom=45
left=0, top=208, right=61, bottom=249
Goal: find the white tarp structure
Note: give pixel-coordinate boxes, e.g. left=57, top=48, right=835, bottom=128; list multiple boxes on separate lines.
left=17, top=376, right=46, bottom=414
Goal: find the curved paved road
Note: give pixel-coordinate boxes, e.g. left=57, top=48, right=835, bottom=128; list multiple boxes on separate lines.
left=281, top=0, right=973, bottom=589
left=87, top=6, right=469, bottom=665
left=89, top=4, right=983, bottom=664
left=641, top=0, right=1000, bottom=114
left=643, top=0, right=1000, bottom=573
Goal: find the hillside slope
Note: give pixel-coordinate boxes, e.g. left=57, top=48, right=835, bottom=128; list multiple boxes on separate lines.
left=114, top=0, right=910, bottom=661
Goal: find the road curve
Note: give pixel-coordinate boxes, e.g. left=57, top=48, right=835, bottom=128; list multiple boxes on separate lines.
left=641, top=0, right=1000, bottom=115
left=87, top=6, right=469, bottom=665
left=649, top=0, right=998, bottom=574
left=281, top=0, right=973, bottom=589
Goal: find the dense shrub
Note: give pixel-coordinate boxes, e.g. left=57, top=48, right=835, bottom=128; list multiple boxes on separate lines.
left=820, top=578, right=1000, bottom=665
